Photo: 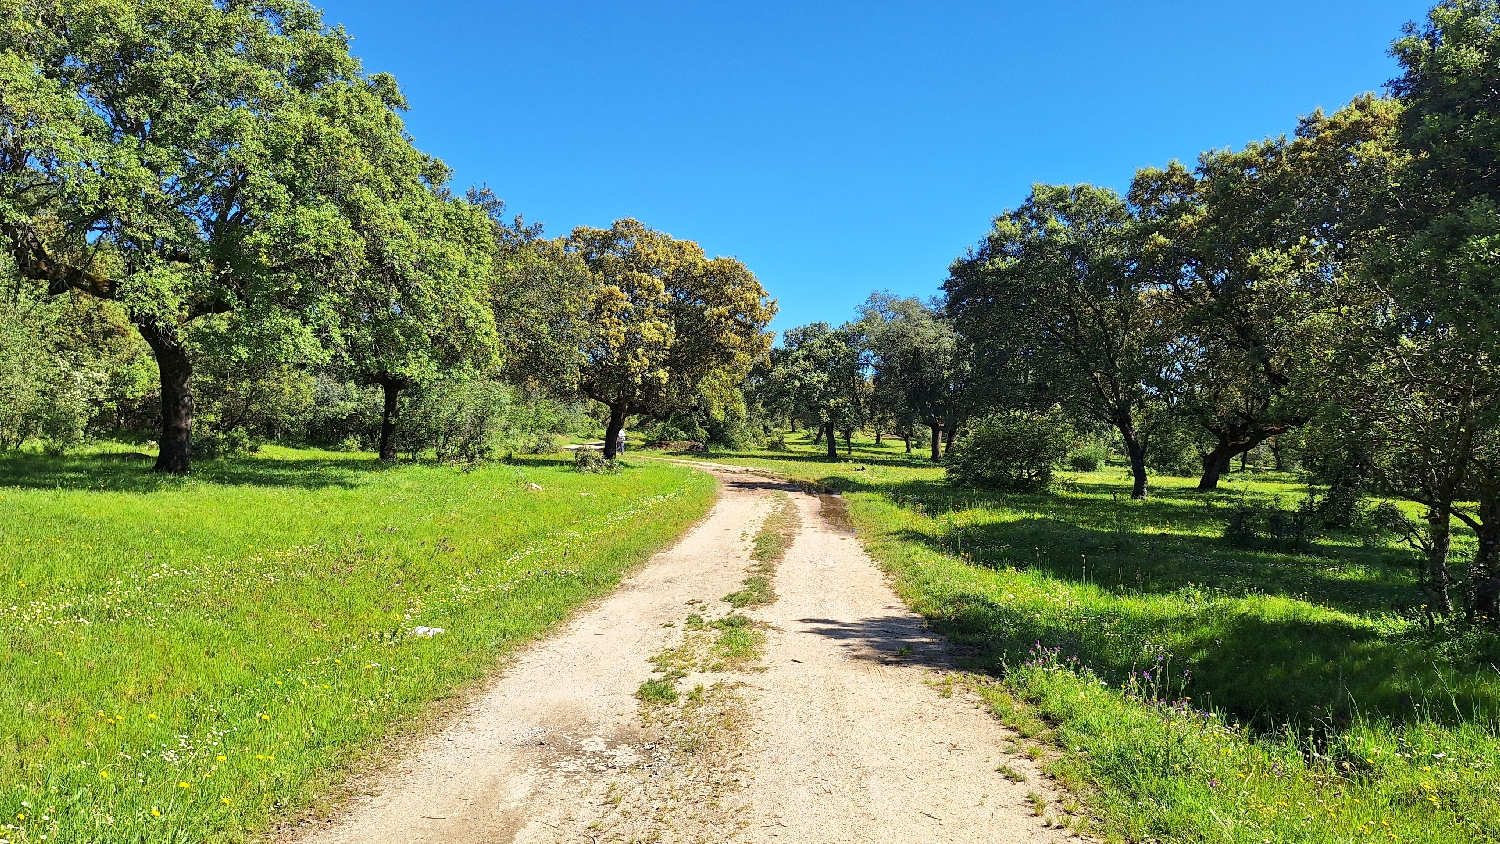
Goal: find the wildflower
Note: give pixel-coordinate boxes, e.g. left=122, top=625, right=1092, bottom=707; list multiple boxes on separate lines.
left=152, top=810, right=160, bottom=818
left=221, top=798, right=231, bottom=806
left=147, top=714, right=156, bottom=720
left=98, top=770, right=108, bottom=779
left=178, top=782, right=189, bottom=789
left=216, top=755, right=226, bottom=761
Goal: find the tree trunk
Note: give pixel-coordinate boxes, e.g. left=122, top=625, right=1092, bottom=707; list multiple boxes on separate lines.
left=825, top=422, right=837, bottom=460
left=928, top=421, right=942, bottom=462
left=603, top=405, right=627, bottom=460
left=1467, top=494, right=1500, bottom=626
left=1116, top=419, right=1148, bottom=500
left=843, top=428, right=852, bottom=455
left=812, top=425, right=823, bottom=445
left=137, top=319, right=193, bottom=475
left=378, top=376, right=402, bottom=461
left=1424, top=506, right=1455, bottom=616
left=874, top=430, right=882, bottom=446
left=943, top=426, right=955, bottom=455
left=1271, top=437, right=1285, bottom=472
left=1197, top=445, right=1236, bottom=491
left=903, top=434, right=911, bottom=453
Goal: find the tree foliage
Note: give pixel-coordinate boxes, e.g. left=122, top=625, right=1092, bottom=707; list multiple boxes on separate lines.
left=565, top=218, right=775, bottom=459
left=947, top=184, right=1164, bottom=496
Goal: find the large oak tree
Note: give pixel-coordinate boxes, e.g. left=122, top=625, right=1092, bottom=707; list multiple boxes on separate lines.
left=947, top=184, right=1166, bottom=498
left=565, top=219, right=774, bottom=459
left=0, top=0, right=444, bottom=472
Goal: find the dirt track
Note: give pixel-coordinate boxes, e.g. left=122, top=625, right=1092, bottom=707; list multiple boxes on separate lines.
left=292, top=464, right=1075, bottom=843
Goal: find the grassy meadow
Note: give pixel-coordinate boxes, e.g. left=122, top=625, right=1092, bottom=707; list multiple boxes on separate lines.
left=0, top=444, right=715, bottom=844
left=685, top=433, right=1500, bottom=843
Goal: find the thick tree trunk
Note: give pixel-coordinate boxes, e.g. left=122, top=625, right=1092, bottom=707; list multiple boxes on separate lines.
left=1424, top=506, right=1455, bottom=616
left=929, top=421, right=942, bottom=462
left=812, top=425, right=823, bottom=445
left=1197, top=445, right=1236, bottom=491
left=1467, top=496, right=1500, bottom=626
left=843, top=428, right=852, bottom=455
left=1116, top=420, right=1148, bottom=500
left=378, top=377, right=402, bottom=461
left=943, top=426, right=955, bottom=455
left=603, top=405, right=627, bottom=460
left=874, top=430, right=882, bottom=446
left=903, top=434, right=911, bottom=453
left=1199, top=428, right=1282, bottom=490
left=1271, top=437, right=1285, bottom=472
left=137, top=320, right=193, bottom=475
left=825, top=422, right=837, bottom=459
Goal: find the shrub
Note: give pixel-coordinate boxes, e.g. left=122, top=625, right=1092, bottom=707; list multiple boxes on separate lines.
left=399, top=375, right=578, bottom=461
left=398, top=373, right=511, bottom=461
left=1222, top=498, right=1310, bottom=552
left=947, top=409, right=1074, bottom=492
left=573, top=447, right=619, bottom=474
left=1068, top=445, right=1108, bottom=472
left=1143, top=419, right=1204, bottom=476
left=0, top=283, right=146, bottom=452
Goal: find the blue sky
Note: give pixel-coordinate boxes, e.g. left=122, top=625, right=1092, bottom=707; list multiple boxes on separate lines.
left=316, top=1, right=1429, bottom=334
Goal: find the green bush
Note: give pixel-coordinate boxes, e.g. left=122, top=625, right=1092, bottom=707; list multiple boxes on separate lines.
left=397, top=375, right=580, bottom=461
left=947, top=408, right=1074, bottom=491
left=399, top=373, right=511, bottom=461
left=0, top=283, right=150, bottom=452
left=573, top=447, right=619, bottom=474
left=1068, top=444, right=1108, bottom=472
left=1143, top=420, right=1203, bottom=476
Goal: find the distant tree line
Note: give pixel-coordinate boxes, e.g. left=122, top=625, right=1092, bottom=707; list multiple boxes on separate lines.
left=0, top=0, right=774, bottom=470
left=755, top=0, right=1500, bottom=625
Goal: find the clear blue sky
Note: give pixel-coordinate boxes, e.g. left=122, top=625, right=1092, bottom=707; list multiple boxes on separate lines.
left=316, top=0, right=1429, bottom=335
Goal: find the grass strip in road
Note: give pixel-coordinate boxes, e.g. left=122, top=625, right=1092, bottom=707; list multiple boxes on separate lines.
left=0, top=445, right=716, bottom=843
left=723, top=492, right=799, bottom=609
left=686, top=434, right=1500, bottom=844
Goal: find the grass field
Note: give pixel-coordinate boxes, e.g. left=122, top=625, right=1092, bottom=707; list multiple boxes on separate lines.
left=687, top=433, right=1500, bottom=843
left=0, top=444, right=715, bottom=844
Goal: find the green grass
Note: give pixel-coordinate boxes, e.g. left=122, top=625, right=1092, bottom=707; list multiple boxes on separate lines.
left=635, top=678, right=680, bottom=705
left=707, top=614, right=764, bottom=667
left=0, top=444, right=715, bottom=843
left=685, top=433, right=1500, bottom=844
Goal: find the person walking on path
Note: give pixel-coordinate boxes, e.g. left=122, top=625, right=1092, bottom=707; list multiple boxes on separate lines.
left=616, top=427, right=627, bottom=455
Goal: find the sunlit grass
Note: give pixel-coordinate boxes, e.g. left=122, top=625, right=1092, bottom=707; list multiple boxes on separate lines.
left=0, top=444, right=715, bottom=843
left=692, top=433, right=1500, bottom=844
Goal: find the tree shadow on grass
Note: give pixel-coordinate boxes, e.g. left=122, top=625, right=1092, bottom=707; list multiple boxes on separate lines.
left=894, top=514, right=1416, bottom=617
left=0, top=451, right=385, bottom=493
left=931, top=587, right=1500, bottom=732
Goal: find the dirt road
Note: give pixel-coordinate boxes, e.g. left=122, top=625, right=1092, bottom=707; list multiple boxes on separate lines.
left=293, top=465, right=1076, bottom=843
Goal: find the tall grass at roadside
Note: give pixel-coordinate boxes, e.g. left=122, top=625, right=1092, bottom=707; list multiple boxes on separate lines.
left=690, top=434, right=1500, bottom=843
left=0, top=445, right=715, bottom=843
